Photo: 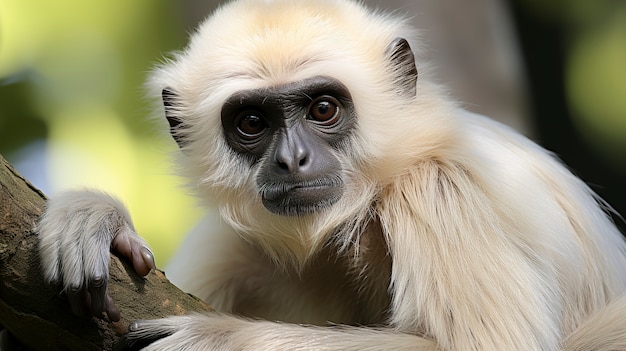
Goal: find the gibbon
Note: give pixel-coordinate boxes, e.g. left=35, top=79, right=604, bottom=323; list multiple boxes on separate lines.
left=37, top=0, right=626, bottom=350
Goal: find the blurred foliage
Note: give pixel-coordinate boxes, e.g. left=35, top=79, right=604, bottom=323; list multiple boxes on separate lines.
left=0, top=1, right=202, bottom=264
left=520, top=0, right=626, bottom=169
left=566, top=7, right=626, bottom=166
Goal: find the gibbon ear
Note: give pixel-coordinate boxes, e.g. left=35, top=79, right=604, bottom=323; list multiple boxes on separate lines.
left=386, top=37, right=418, bottom=98
left=162, top=88, right=186, bottom=147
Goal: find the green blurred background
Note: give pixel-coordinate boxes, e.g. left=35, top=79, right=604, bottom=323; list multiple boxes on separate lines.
left=1, top=0, right=625, bottom=265
left=0, top=1, right=201, bottom=264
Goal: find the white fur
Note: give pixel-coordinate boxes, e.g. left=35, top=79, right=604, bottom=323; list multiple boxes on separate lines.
left=38, top=0, right=626, bottom=350
left=37, top=190, right=146, bottom=290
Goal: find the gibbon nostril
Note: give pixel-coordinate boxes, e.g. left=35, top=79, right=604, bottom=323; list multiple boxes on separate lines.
left=299, top=156, right=307, bottom=167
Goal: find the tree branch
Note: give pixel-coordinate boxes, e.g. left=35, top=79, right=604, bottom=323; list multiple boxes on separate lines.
left=0, top=154, right=212, bottom=350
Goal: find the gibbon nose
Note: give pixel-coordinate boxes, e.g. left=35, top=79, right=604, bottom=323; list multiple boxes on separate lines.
left=273, top=130, right=311, bottom=174
left=275, top=143, right=310, bottom=174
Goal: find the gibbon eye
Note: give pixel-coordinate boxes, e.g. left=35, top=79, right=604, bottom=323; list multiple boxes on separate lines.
left=307, top=96, right=341, bottom=126
left=236, top=111, right=267, bottom=140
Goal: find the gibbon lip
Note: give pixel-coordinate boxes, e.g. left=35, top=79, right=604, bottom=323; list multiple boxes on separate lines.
left=260, top=179, right=343, bottom=215
left=262, top=182, right=336, bottom=202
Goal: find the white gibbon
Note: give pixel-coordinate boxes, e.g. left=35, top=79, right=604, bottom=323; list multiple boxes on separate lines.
left=37, top=0, right=626, bottom=350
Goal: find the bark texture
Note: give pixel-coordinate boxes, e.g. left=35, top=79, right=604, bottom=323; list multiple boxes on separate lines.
left=0, top=154, right=211, bottom=350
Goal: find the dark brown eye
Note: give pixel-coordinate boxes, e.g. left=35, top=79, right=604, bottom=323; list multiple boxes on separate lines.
left=236, top=111, right=267, bottom=140
left=308, top=96, right=341, bottom=126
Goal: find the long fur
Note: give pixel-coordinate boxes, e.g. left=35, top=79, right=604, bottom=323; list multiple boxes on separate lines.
left=37, top=0, right=626, bottom=350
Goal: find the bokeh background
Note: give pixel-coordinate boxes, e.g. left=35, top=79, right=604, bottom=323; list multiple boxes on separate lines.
left=1, top=0, right=625, bottom=265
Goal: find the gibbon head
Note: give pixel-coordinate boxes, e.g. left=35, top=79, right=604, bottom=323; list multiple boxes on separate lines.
left=149, top=0, right=453, bottom=262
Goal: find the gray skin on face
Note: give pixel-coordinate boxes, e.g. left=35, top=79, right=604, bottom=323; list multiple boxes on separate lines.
left=221, top=76, right=356, bottom=216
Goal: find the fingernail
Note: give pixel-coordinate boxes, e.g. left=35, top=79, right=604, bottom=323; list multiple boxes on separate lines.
left=141, top=246, right=156, bottom=271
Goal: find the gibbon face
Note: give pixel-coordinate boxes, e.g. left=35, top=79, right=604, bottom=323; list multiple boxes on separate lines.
left=219, top=75, right=356, bottom=216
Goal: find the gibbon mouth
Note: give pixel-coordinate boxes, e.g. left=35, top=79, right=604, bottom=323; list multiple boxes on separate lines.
left=260, top=180, right=343, bottom=216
